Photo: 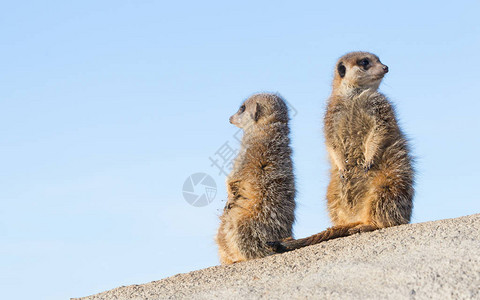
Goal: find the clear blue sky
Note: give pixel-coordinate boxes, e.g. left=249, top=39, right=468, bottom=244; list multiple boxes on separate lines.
left=1, top=1, right=479, bottom=299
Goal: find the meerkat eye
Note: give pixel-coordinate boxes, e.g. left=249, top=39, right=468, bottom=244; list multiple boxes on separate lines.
left=239, top=105, right=246, bottom=113
left=359, top=59, right=370, bottom=67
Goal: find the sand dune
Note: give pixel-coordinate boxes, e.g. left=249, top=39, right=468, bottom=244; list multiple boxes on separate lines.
left=75, top=214, right=480, bottom=299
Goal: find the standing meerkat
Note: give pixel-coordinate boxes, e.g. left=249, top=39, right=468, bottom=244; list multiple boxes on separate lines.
left=215, top=93, right=296, bottom=264
left=269, top=52, right=414, bottom=252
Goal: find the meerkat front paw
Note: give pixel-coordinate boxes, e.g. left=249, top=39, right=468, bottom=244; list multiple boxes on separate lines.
left=224, top=202, right=232, bottom=210
left=363, top=160, right=373, bottom=173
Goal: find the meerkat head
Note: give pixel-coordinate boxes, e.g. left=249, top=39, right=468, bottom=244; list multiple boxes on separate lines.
left=332, top=51, right=389, bottom=95
left=229, top=93, right=289, bottom=130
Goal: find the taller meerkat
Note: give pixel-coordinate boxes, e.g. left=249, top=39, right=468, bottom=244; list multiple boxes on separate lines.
left=216, top=93, right=296, bottom=264
left=269, top=52, right=414, bottom=252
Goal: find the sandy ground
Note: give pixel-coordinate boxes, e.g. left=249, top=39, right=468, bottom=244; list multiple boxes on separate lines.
left=74, top=214, right=480, bottom=300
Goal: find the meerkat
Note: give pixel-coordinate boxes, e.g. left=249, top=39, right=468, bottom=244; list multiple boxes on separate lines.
left=215, top=93, right=296, bottom=264
left=268, top=52, right=414, bottom=252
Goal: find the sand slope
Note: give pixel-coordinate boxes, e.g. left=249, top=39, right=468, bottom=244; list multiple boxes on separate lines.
left=75, top=214, right=480, bottom=299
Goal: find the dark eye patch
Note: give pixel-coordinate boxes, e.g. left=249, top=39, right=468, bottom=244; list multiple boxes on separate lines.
left=358, top=58, right=370, bottom=69
left=337, top=62, right=346, bottom=78
left=239, top=105, right=246, bottom=113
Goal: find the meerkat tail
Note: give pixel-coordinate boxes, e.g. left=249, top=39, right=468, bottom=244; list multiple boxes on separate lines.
left=268, top=222, right=378, bottom=253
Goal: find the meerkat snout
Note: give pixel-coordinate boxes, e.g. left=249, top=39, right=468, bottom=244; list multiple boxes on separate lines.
left=229, top=103, right=246, bottom=127
left=383, top=65, right=389, bottom=73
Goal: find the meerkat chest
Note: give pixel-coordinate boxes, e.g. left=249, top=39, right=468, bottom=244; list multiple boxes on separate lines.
left=331, top=100, right=374, bottom=142
left=325, top=99, right=375, bottom=170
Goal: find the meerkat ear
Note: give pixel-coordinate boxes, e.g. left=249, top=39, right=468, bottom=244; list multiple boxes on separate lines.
left=253, top=103, right=262, bottom=122
left=337, top=62, right=346, bottom=78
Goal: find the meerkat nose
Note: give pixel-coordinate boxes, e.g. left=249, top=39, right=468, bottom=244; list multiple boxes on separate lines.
left=229, top=116, right=234, bottom=124
left=383, top=65, right=389, bottom=73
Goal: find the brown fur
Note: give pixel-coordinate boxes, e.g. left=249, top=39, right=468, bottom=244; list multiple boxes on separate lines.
left=268, top=52, right=414, bottom=253
left=215, top=93, right=296, bottom=264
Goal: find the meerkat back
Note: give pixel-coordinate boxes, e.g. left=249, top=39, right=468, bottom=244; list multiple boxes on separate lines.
left=215, top=93, right=296, bottom=264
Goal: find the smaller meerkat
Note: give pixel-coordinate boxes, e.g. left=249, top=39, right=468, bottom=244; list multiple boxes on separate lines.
left=269, top=52, right=414, bottom=252
left=215, top=93, right=296, bottom=264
